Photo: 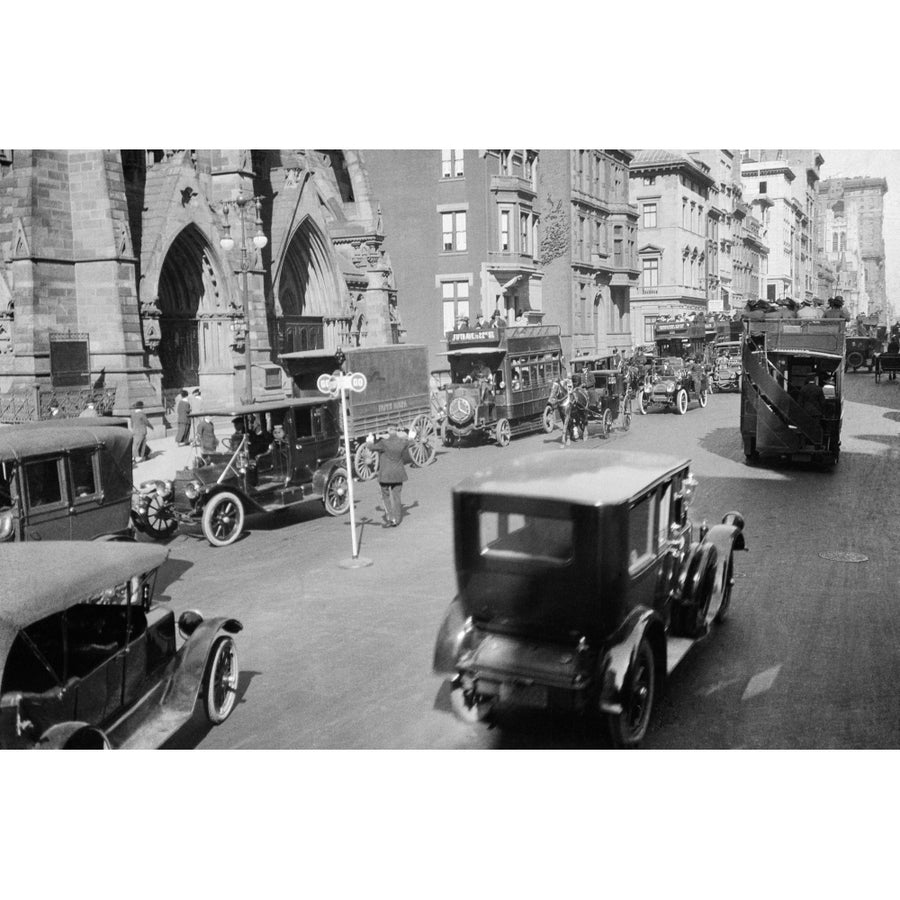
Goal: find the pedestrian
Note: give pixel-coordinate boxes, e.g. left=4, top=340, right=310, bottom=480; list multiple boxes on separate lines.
left=196, top=415, right=218, bottom=453
left=175, top=389, right=191, bottom=445
left=823, top=296, right=851, bottom=321
left=79, top=401, right=99, bottom=417
left=130, top=401, right=151, bottom=464
left=474, top=312, right=486, bottom=329
left=48, top=399, right=61, bottom=418
left=366, top=422, right=414, bottom=527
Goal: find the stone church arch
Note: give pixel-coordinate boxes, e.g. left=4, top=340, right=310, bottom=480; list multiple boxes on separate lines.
left=275, top=217, right=345, bottom=354
left=157, top=224, right=232, bottom=392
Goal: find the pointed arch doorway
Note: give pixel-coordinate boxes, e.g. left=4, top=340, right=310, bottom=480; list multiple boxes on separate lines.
left=157, top=225, right=232, bottom=395
left=276, top=218, right=346, bottom=356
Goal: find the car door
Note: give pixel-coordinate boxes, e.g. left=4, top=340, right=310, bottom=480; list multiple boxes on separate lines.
left=65, top=447, right=107, bottom=539
left=20, top=456, right=72, bottom=540
left=286, top=407, right=317, bottom=485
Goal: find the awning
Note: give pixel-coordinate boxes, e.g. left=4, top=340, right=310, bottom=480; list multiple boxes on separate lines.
left=279, top=350, right=338, bottom=360
left=438, top=348, right=505, bottom=357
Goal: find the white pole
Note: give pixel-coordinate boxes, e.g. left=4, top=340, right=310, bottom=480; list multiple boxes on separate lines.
left=338, top=380, right=359, bottom=559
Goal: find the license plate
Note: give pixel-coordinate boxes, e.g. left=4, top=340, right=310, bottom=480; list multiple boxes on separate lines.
left=500, top=682, right=548, bottom=708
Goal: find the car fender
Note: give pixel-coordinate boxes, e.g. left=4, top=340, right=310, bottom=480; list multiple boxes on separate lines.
left=703, top=521, right=745, bottom=617
left=163, top=616, right=243, bottom=716
left=200, top=483, right=265, bottom=515
left=312, top=457, right=347, bottom=496
left=597, top=609, right=666, bottom=715
left=432, top=597, right=467, bottom=675
left=37, top=721, right=109, bottom=749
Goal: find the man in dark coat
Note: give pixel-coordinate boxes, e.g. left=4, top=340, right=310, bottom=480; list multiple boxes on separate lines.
left=175, top=390, right=191, bottom=445
left=798, top=377, right=826, bottom=421
left=367, top=423, right=414, bottom=527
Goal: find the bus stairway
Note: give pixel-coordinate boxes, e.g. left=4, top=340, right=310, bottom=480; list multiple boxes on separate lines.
left=742, top=348, right=824, bottom=447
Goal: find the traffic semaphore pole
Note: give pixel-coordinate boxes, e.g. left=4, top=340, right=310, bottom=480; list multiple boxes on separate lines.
left=328, top=371, right=372, bottom=569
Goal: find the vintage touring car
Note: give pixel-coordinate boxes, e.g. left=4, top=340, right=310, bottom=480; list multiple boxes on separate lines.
left=433, top=451, right=746, bottom=747
left=639, top=357, right=708, bottom=414
left=134, top=397, right=350, bottom=547
left=0, top=542, right=242, bottom=749
left=1, top=420, right=135, bottom=543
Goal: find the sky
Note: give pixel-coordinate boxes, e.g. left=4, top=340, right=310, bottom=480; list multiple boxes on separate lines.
left=820, top=150, right=899, bottom=320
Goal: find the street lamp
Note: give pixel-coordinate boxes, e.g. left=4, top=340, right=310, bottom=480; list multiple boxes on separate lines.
left=219, top=193, right=268, bottom=404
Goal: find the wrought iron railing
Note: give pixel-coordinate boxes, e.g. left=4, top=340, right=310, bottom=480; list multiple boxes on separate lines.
left=0, top=386, right=119, bottom=423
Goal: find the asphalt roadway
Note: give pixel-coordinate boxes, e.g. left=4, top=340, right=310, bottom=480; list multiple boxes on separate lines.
left=153, top=373, right=900, bottom=749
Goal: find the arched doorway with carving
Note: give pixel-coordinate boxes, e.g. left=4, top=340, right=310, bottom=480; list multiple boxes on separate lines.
left=275, top=217, right=346, bottom=356
left=157, top=224, right=234, bottom=402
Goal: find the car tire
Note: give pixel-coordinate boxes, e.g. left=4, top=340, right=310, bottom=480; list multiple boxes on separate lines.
left=607, top=637, right=655, bottom=749
left=449, top=683, right=495, bottom=724
left=675, top=389, right=688, bottom=415
left=133, top=492, right=178, bottom=540
left=323, top=466, right=351, bottom=516
left=495, top=418, right=511, bottom=447
left=698, top=388, right=708, bottom=408
left=715, top=552, right=735, bottom=624
left=441, top=419, right=455, bottom=447
left=638, top=391, right=647, bottom=415
left=203, top=636, right=239, bottom=725
left=847, top=351, right=864, bottom=369
left=542, top=405, right=556, bottom=433
left=201, top=491, right=245, bottom=547
left=601, top=408, right=613, bottom=437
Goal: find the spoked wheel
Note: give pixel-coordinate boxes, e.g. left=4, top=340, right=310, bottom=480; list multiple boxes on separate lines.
left=542, top=404, right=556, bottom=433
left=715, top=552, right=735, bottom=624
left=622, top=410, right=632, bottom=432
left=323, top=466, right=350, bottom=516
left=698, top=388, right=708, bottom=408
left=135, top=492, right=178, bottom=540
left=495, top=418, right=511, bottom=447
left=638, top=391, right=648, bottom=415
left=607, top=637, right=655, bottom=748
left=441, top=419, right=456, bottom=447
left=201, top=491, right=245, bottom=547
left=409, top=414, right=438, bottom=467
left=203, top=636, right=239, bottom=724
left=675, top=388, right=688, bottom=415
left=354, top=443, right=379, bottom=481
left=450, top=682, right=495, bottom=724
left=600, top=408, right=613, bottom=437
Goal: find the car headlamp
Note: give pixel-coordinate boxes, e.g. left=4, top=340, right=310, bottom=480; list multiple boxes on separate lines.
left=184, top=480, right=203, bottom=501
left=666, top=382, right=675, bottom=392
left=0, top=510, right=14, bottom=542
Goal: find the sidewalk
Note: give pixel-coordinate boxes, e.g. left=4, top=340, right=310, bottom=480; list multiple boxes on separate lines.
left=132, top=433, right=198, bottom=487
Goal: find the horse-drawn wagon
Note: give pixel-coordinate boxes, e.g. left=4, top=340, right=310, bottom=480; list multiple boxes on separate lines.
left=280, top=344, right=438, bottom=480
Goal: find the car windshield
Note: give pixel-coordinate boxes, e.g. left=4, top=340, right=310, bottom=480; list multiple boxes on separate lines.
left=478, top=510, right=573, bottom=564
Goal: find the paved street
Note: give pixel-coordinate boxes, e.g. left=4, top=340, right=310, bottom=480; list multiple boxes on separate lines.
left=153, top=374, right=900, bottom=749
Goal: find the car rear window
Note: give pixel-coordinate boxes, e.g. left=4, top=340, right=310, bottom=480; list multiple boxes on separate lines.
left=479, top=510, right=573, bottom=563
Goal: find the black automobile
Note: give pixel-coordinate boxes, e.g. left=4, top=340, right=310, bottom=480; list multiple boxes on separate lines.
left=1, top=420, right=135, bottom=543
left=0, top=542, right=242, bottom=748
left=640, top=357, right=708, bottom=415
left=433, top=450, right=746, bottom=747
left=134, top=397, right=350, bottom=547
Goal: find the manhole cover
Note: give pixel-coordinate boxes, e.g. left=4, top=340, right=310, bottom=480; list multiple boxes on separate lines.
left=818, top=551, right=869, bottom=563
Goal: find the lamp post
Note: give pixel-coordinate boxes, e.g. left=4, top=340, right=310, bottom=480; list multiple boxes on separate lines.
left=219, top=193, right=268, bottom=404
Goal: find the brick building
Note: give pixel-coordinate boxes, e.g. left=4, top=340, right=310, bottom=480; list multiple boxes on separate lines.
left=817, top=176, right=888, bottom=321
left=362, top=150, right=542, bottom=366
left=0, top=150, right=395, bottom=422
left=537, top=150, right=637, bottom=358
left=628, top=150, right=716, bottom=346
